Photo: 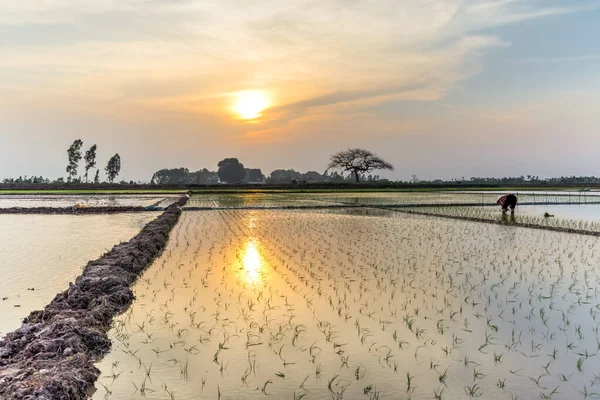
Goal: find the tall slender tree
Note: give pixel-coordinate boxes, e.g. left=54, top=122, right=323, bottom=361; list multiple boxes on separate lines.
left=105, top=154, right=121, bottom=183
left=66, top=139, right=83, bottom=182
left=84, top=144, right=97, bottom=183
left=94, top=169, right=100, bottom=184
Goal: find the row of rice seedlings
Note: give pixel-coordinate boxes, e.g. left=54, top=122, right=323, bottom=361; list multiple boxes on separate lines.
left=403, top=206, right=600, bottom=233
left=296, top=192, right=600, bottom=207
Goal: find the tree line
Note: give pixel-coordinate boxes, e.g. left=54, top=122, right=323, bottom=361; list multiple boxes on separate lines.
left=5, top=145, right=600, bottom=186
left=151, top=149, right=393, bottom=184
left=151, top=159, right=264, bottom=185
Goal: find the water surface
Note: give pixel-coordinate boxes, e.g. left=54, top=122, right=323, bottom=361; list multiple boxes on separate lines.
left=0, top=213, right=156, bottom=338
left=94, top=208, right=600, bottom=399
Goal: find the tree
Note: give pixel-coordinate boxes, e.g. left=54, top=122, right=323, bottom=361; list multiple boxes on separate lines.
left=244, top=168, right=265, bottom=183
left=105, top=153, right=121, bottom=183
left=189, top=168, right=219, bottom=185
left=151, top=168, right=189, bottom=184
left=66, top=139, right=83, bottom=182
left=217, top=158, right=246, bottom=183
left=303, top=171, right=326, bottom=182
left=267, top=169, right=303, bottom=183
left=327, top=148, right=394, bottom=182
left=150, top=168, right=219, bottom=185
left=94, top=169, right=100, bottom=184
left=84, top=144, right=97, bottom=183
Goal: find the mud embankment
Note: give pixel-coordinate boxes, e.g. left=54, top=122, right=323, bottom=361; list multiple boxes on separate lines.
left=0, top=197, right=188, bottom=399
left=0, top=206, right=155, bottom=215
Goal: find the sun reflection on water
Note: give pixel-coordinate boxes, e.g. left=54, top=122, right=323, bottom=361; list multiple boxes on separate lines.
left=241, top=239, right=263, bottom=285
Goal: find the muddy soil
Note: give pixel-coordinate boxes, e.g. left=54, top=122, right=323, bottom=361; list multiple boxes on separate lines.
left=0, top=197, right=187, bottom=399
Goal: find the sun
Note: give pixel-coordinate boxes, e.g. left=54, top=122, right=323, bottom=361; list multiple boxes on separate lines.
left=232, top=90, right=270, bottom=120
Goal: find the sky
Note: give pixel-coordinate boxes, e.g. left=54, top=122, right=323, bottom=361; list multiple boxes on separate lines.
left=1, top=0, right=600, bottom=182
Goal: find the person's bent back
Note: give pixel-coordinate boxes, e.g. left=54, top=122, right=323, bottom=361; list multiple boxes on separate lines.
left=497, top=194, right=517, bottom=213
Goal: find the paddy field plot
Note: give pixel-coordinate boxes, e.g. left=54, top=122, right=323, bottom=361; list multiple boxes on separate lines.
left=0, top=194, right=181, bottom=209
left=185, top=193, right=336, bottom=208
left=94, top=207, right=600, bottom=400
left=0, top=212, right=157, bottom=338
left=518, top=204, right=600, bottom=222
left=188, top=191, right=600, bottom=209
left=405, top=204, right=600, bottom=233
left=305, top=191, right=600, bottom=206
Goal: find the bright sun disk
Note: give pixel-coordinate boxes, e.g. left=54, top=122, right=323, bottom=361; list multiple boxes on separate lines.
left=232, top=90, right=270, bottom=120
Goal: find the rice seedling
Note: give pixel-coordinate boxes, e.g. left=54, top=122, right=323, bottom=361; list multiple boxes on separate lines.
left=89, top=200, right=600, bottom=399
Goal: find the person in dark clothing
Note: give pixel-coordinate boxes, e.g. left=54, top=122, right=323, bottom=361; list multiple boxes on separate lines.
left=497, top=194, right=517, bottom=213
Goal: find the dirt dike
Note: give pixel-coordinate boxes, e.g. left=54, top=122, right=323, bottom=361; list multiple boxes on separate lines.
left=0, top=206, right=155, bottom=215
left=0, top=196, right=188, bottom=399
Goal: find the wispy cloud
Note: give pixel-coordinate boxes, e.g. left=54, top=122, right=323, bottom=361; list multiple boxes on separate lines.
left=0, top=0, right=593, bottom=126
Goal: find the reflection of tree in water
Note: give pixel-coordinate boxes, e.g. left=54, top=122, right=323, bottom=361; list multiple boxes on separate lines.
left=217, top=193, right=278, bottom=208
left=218, top=194, right=250, bottom=208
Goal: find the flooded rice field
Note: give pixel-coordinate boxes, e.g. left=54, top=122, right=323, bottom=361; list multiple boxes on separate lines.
left=93, top=207, right=600, bottom=400
left=185, top=193, right=334, bottom=208
left=518, top=204, right=600, bottom=222
left=0, top=213, right=157, bottom=338
left=186, top=192, right=600, bottom=209
left=319, top=191, right=600, bottom=206
left=406, top=205, right=600, bottom=233
left=0, top=194, right=181, bottom=209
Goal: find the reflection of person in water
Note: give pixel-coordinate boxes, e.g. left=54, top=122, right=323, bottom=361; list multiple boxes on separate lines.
left=501, top=211, right=516, bottom=224
left=497, top=194, right=517, bottom=214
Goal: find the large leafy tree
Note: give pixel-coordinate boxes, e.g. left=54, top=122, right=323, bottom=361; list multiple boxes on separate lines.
left=267, top=169, right=303, bottom=183
left=303, top=171, right=327, bottom=182
left=105, top=153, right=121, bottom=183
left=217, top=158, right=246, bottom=183
left=244, top=168, right=265, bottom=183
left=151, top=168, right=190, bottom=184
left=327, top=148, right=394, bottom=182
left=84, top=144, right=97, bottom=183
left=66, top=139, right=83, bottom=182
left=151, top=168, right=219, bottom=185
left=189, top=168, right=219, bottom=185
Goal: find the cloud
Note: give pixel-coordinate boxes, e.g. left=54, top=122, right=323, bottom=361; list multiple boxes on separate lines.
left=0, top=0, right=592, bottom=126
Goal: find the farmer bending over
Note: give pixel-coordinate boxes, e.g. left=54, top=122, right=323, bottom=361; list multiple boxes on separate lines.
left=497, top=194, right=517, bottom=214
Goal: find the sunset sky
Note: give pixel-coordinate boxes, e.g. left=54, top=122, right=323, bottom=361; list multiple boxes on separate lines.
left=2, top=0, right=600, bottom=181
